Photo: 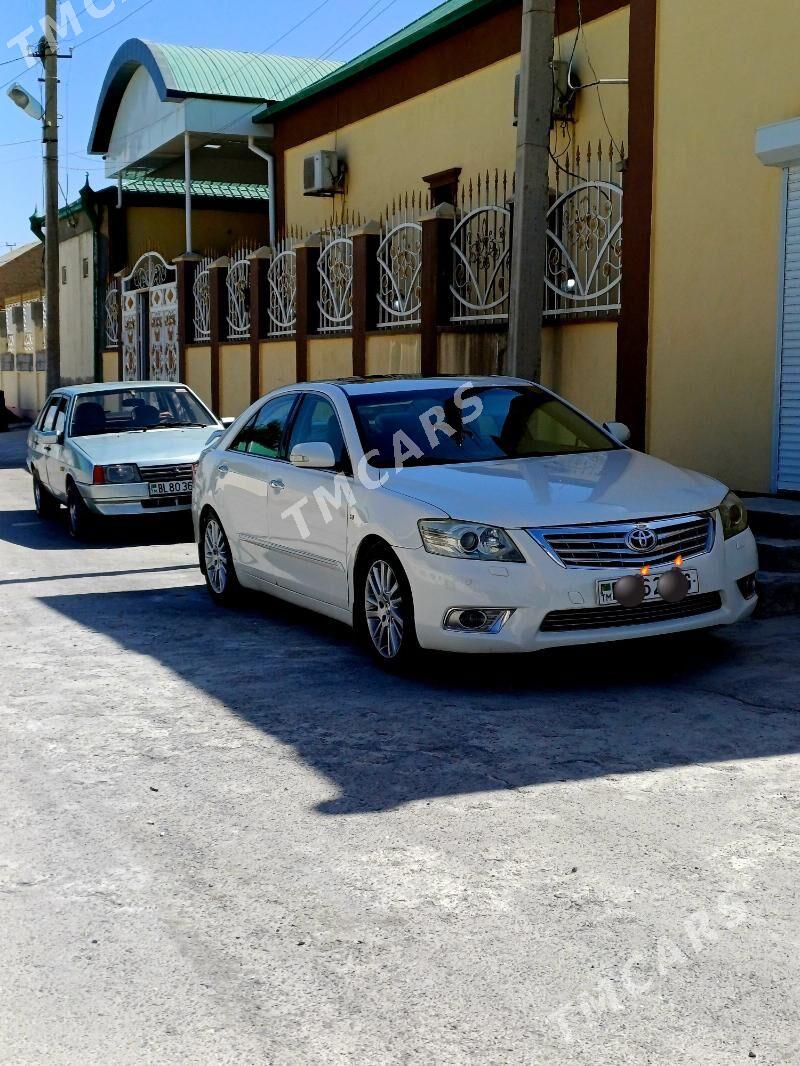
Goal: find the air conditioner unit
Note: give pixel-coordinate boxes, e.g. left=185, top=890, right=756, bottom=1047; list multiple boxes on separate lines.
left=303, top=149, right=340, bottom=196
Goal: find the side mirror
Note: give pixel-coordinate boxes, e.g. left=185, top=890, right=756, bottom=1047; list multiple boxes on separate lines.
left=289, top=441, right=336, bottom=469
left=56, top=430, right=65, bottom=446
left=604, top=420, right=631, bottom=445
left=220, top=416, right=235, bottom=428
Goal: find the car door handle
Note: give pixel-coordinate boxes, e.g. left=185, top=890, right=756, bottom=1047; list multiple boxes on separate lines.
left=269, top=479, right=285, bottom=493
left=217, top=463, right=229, bottom=476
left=43, top=444, right=52, bottom=451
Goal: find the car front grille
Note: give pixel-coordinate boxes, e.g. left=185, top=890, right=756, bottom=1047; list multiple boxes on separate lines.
left=138, top=463, right=194, bottom=483
left=540, top=592, right=723, bottom=633
left=528, top=513, right=714, bottom=570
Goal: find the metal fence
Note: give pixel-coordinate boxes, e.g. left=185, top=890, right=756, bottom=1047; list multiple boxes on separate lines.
left=318, top=219, right=355, bottom=333
left=377, top=192, right=427, bottom=329
left=227, top=244, right=255, bottom=340
left=450, top=170, right=513, bottom=324
left=105, top=281, right=119, bottom=347
left=192, top=255, right=214, bottom=342
left=267, top=232, right=300, bottom=337
left=544, top=139, right=624, bottom=318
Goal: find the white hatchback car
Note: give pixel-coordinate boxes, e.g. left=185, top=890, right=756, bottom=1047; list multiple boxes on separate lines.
left=192, top=376, right=758, bottom=667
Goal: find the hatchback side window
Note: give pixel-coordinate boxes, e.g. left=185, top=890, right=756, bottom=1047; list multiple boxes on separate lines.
left=288, top=394, right=349, bottom=470
left=248, top=394, right=297, bottom=459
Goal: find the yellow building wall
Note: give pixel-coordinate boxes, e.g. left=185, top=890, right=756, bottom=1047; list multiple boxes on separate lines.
left=260, top=340, right=297, bottom=394
left=102, top=349, right=118, bottom=382
left=540, top=323, right=618, bottom=425
left=366, top=333, right=421, bottom=375
left=125, top=207, right=269, bottom=265
left=283, top=7, right=629, bottom=233
left=647, top=0, right=796, bottom=491
left=308, top=337, right=353, bottom=380
left=219, top=343, right=251, bottom=419
left=185, top=344, right=212, bottom=408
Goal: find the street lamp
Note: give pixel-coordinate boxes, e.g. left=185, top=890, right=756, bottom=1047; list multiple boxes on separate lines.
left=6, top=18, right=61, bottom=397
left=6, top=83, right=44, bottom=121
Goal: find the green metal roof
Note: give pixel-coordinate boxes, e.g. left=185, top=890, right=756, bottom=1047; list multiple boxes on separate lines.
left=254, top=0, right=507, bottom=121
left=89, top=39, right=342, bottom=153
left=143, top=41, right=341, bottom=101
left=57, top=178, right=267, bottom=219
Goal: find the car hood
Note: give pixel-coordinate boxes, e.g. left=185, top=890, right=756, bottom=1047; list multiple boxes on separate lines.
left=383, top=449, right=727, bottom=528
left=72, top=426, right=222, bottom=466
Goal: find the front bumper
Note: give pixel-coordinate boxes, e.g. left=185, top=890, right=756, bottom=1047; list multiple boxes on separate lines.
left=78, top=482, right=192, bottom=517
left=397, top=522, right=759, bottom=654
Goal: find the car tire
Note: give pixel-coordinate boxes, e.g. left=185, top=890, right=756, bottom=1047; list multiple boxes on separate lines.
left=201, top=511, right=242, bottom=606
left=357, top=546, right=419, bottom=670
left=33, top=473, right=59, bottom=520
left=66, top=483, right=95, bottom=540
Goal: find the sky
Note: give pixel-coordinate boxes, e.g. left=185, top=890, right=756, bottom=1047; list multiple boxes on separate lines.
left=0, top=0, right=442, bottom=249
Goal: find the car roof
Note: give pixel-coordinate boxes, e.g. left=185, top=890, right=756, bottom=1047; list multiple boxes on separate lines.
left=325, top=375, right=533, bottom=396
left=52, top=381, right=192, bottom=397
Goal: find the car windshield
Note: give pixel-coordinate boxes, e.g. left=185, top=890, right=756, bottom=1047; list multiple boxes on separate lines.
left=70, top=387, right=216, bottom=437
left=348, top=385, right=620, bottom=468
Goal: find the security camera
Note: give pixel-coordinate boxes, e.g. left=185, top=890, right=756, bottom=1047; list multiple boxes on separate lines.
left=6, top=84, right=44, bottom=122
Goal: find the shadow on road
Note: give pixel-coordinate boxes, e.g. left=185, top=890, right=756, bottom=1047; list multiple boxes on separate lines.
left=0, top=505, right=194, bottom=551
left=39, top=573, right=800, bottom=815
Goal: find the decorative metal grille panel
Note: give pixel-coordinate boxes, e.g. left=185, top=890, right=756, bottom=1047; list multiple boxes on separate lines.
left=378, top=194, right=425, bottom=329
left=451, top=171, right=512, bottom=323
left=121, top=291, right=138, bottom=380
left=22, top=303, right=34, bottom=354
left=318, top=223, right=353, bottom=333
left=545, top=140, right=624, bottom=318
left=149, top=281, right=179, bottom=381
left=226, top=246, right=253, bottom=340
left=192, top=256, right=214, bottom=342
left=105, top=283, right=119, bottom=347
left=267, top=236, right=298, bottom=336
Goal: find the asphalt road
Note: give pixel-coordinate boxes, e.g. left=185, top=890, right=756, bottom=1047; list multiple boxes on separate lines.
left=1, top=426, right=799, bottom=1066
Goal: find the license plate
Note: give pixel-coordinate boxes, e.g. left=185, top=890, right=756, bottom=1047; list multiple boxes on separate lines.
left=596, top=569, right=699, bottom=606
left=148, top=479, right=192, bottom=497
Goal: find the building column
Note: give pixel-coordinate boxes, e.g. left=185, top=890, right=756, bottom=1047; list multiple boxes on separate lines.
left=248, top=245, right=273, bottom=402
left=351, top=221, right=381, bottom=378
left=209, top=256, right=230, bottom=414
left=184, top=131, right=194, bottom=256
left=420, top=203, right=455, bottom=376
left=295, top=234, right=321, bottom=383
left=174, top=252, right=201, bottom=384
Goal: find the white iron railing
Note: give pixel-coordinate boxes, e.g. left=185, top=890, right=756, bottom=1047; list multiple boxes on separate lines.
left=105, top=282, right=119, bottom=347
left=450, top=170, right=513, bottom=324
left=544, top=140, right=624, bottom=318
left=192, top=256, right=214, bottom=342
left=227, top=246, right=253, bottom=340
left=318, top=222, right=353, bottom=333
left=267, top=234, right=299, bottom=336
left=377, top=192, right=426, bottom=329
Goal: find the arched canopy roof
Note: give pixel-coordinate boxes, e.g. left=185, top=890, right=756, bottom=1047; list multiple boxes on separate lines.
left=89, top=38, right=340, bottom=154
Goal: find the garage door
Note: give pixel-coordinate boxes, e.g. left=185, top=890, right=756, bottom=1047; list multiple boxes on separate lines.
left=777, top=166, right=800, bottom=490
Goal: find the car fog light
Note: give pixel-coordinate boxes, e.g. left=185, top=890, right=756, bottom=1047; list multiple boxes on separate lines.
left=737, top=573, right=758, bottom=600
left=443, top=608, right=515, bottom=633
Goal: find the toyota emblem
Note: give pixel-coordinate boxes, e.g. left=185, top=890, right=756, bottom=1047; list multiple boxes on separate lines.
left=625, top=525, right=658, bottom=553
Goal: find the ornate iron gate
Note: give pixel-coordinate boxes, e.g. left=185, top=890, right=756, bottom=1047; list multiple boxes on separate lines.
left=121, top=252, right=179, bottom=381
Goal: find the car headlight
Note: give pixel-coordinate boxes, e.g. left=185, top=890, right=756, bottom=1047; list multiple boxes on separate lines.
left=104, top=463, right=140, bottom=484
left=719, top=491, right=748, bottom=539
left=418, top=520, right=525, bottom=562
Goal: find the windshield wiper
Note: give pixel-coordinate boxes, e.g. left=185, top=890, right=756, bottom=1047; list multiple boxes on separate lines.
left=150, top=421, right=210, bottom=429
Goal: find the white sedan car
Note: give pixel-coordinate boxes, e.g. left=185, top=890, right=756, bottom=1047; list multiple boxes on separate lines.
left=28, top=381, right=226, bottom=538
left=192, top=376, right=758, bottom=667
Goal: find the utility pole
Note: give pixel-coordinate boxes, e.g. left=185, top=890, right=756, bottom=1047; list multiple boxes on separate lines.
left=40, top=0, right=61, bottom=395
left=506, top=0, right=556, bottom=381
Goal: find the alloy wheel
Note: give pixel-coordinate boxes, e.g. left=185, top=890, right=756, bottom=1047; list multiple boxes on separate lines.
left=364, top=559, right=404, bottom=659
left=204, top=518, right=228, bottom=595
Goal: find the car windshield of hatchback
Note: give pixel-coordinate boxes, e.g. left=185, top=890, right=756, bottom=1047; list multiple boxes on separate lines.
left=348, top=385, right=620, bottom=468
left=70, top=387, right=216, bottom=437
